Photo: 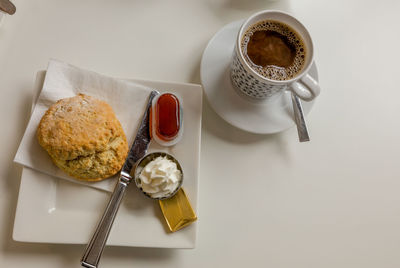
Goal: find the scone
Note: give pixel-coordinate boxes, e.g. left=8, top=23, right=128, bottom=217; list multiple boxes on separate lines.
left=37, top=94, right=129, bottom=181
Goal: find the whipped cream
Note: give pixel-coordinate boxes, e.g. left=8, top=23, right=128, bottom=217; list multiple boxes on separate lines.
left=139, top=156, right=182, bottom=199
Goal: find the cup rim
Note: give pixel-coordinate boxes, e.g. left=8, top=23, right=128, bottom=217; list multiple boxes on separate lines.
left=236, top=10, right=314, bottom=85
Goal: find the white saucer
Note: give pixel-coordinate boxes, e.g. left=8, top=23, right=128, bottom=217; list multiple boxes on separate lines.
left=200, top=20, right=319, bottom=134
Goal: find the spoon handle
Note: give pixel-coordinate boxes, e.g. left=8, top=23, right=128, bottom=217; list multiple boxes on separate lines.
left=291, top=92, right=310, bottom=142
left=81, top=180, right=128, bottom=268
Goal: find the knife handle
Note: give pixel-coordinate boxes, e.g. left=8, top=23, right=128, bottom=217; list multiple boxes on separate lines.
left=81, top=179, right=128, bottom=268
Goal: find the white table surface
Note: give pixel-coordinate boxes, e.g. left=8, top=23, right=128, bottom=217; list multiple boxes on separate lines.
left=1, top=0, right=400, bottom=267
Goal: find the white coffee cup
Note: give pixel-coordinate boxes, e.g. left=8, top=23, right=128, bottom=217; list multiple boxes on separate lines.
left=230, top=10, right=320, bottom=101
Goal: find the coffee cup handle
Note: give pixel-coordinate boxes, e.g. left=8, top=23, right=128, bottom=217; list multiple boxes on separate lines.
left=289, top=74, right=320, bottom=101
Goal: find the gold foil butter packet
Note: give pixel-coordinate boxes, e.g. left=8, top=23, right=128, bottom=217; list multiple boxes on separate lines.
left=159, top=188, right=197, bottom=232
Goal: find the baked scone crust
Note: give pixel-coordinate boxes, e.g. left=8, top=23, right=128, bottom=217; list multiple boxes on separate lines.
left=37, top=94, right=128, bottom=181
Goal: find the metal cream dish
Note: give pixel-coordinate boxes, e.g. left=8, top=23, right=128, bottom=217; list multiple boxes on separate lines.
left=134, top=152, right=183, bottom=200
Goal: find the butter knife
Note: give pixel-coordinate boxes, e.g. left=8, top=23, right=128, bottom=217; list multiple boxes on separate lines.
left=81, top=90, right=159, bottom=268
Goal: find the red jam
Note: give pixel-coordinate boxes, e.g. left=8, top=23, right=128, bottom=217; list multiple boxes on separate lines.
left=154, top=93, right=181, bottom=141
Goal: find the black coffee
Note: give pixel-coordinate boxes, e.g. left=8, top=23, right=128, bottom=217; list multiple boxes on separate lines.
left=241, top=20, right=306, bottom=81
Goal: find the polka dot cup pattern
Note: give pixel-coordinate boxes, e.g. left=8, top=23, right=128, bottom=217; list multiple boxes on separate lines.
left=231, top=52, right=286, bottom=99
left=230, top=10, right=320, bottom=101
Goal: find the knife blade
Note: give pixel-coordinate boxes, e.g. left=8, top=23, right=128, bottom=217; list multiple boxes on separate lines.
left=120, top=90, right=159, bottom=181
left=81, top=90, right=159, bottom=268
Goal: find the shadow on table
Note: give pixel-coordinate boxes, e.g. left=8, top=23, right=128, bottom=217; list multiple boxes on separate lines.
left=200, top=96, right=292, bottom=164
left=204, top=0, right=291, bottom=25
left=2, top=177, right=175, bottom=268
left=222, top=0, right=290, bottom=11
left=3, top=240, right=174, bottom=268
left=0, top=88, right=176, bottom=267
left=202, top=96, right=286, bottom=144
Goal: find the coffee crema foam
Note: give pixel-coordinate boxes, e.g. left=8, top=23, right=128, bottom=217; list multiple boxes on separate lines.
left=241, top=20, right=306, bottom=81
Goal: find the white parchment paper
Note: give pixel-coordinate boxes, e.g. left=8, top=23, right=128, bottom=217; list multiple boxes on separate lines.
left=14, top=60, right=151, bottom=192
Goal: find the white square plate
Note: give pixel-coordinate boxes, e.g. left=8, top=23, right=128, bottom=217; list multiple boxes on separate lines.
left=13, top=71, right=202, bottom=248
